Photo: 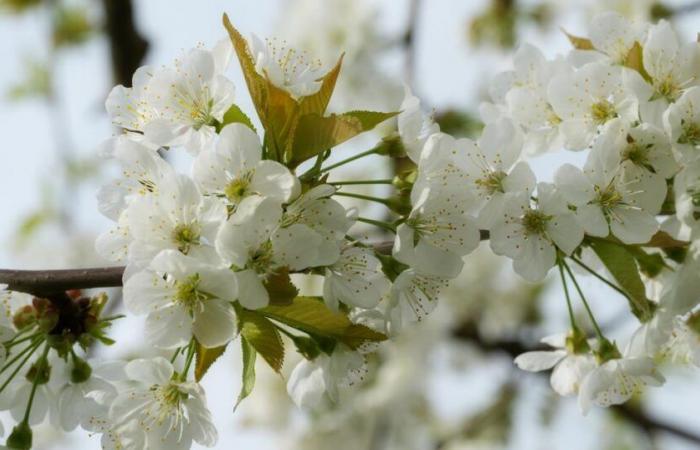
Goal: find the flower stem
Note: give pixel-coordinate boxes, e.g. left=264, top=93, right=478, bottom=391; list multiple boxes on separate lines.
left=319, top=148, right=380, bottom=174
left=0, top=339, right=42, bottom=395
left=180, top=340, right=196, bottom=381
left=569, top=256, right=630, bottom=300
left=557, top=260, right=577, bottom=329
left=0, top=338, right=42, bottom=377
left=6, top=332, right=43, bottom=349
left=562, top=260, right=605, bottom=340
left=334, top=191, right=390, bottom=207
left=328, top=179, right=394, bottom=186
left=22, top=343, right=50, bottom=423
left=356, top=217, right=397, bottom=233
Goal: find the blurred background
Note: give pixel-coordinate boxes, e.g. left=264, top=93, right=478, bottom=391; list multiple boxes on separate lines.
left=0, top=0, right=699, bottom=448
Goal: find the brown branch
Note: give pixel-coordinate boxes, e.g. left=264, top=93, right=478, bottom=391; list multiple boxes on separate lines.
left=0, top=267, right=124, bottom=297
left=452, top=323, right=700, bottom=445
left=0, top=232, right=492, bottom=297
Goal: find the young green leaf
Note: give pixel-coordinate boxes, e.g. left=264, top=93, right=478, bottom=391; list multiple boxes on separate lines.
left=263, top=269, right=298, bottom=306
left=239, top=309, right=285, bottom=372
left=235, top=337, right=257, bottom=410
left=260, top=296, right=387, bottom=349
left=624, top=41, right=651, bottom=82
left=288, top=111, right=397, bottom=167
left=589, top=239, right=656, bottom=322
left=299, top=54, right=344, bottom=116
left=218, top=104, right=257, bottom=133
left=561, top=28, right=594, bottom=50
left=194, top=341, right=228, bottom=382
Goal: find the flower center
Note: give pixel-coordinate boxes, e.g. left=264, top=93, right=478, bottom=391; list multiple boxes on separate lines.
left=187, top=97, right=215, bottom=130
left=590, top=99, right=617, bottom=125
left=655, top=77, right=680, bottom=101
left=595, top=184, right=623, bottom=211
left=172, top=223, right=201, bottom=254
left=622, top=142, right=650, bottom=167
left=248, top=241, right=275, bottom=274
left=149, top=382, right=189, bottom=428
left=679, top=119, right=700, bottom=146
left=224, top=174, right=253, bottom=203
left=475, top=170, right=507, bottom=196
left=173, top=274, right=207, bottom=312
left=521, top=209, right=550, bottom=236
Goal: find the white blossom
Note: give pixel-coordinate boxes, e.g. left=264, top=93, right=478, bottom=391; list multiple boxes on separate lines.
left=107, top=358, right=217, bottom=449
left=123, top=250, right=237, bottom=349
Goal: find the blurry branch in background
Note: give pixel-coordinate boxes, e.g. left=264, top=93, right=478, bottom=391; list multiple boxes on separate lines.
left=403, top=0, right=421, bottom=89
left=101, top=0, right=148, bottom=87
left=451, top=323, right=700, bottom=446
left=468, top=0, right=551, bottom=49
left=651, top=1, right=700, bottom=19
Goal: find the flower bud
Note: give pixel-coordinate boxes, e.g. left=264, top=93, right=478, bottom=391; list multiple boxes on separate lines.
left=594, top=338, right=621, bottom=364
left=565, top=327, right=590, bottom=355
left=374, top=133, right=405, bottom=158
left=12, top=306, right=36, bottom=330
left=6, top=421, right=32, bottom=449
left=70, top=356, right=92, bottom=383
left=384, top=195, right=412, bottom=216
left=26, top=356, right=51, bottom=385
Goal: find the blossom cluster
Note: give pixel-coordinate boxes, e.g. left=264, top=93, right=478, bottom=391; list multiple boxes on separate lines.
left=0, top=10, right=699, bottom=450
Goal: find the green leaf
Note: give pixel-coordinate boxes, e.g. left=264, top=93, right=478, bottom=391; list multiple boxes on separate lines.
left=343, top=110, right=398, bottom=129
left=194, top=341, right=227, bottom=382
left=624, top=41, right=652, bottom=82
left=288, top=111, right=397, bottom=167
left=645, top=231, right=688, bottom=249
left=263, top=269, right=298, bottom=306
left=589, top=239, right=656, bottom=322
left=561, top=28, right=594, bottom=50
left=239, top=310, right=285, bottom=372
left=223, top=14, right=267, bottom=117
left=260, top=296, right=387, bottom=349
left=624, top=246, right=668, bottom=278
left=299, top=55, right=344, bottom=116
left=223, top=15, right=300, bottom=162
left=235, top=337, right=256, bottom=410
left=218, top=104, right=256, bottom=132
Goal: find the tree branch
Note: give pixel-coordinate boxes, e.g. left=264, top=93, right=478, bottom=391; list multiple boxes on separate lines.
left=0, top=231, right=491, bottom=297
left=0, top=267, right=124, bottom=297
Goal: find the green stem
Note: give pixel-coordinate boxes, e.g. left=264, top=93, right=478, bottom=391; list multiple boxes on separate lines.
left=0, top=339, right=42, bottom=395
left=328, top=179, right=394, bottom=186
left=180, top=340, right=196, bottom=381
left=22, top=343, right=50, bottom=423
left=0, top=338, right=42, bottom=377
left=100, top=314, right=126, bottom=322
left=170, top=346, right=183, bottom=364
left=319, top=148, right=380, bottom=174
left=557, top=260, right=577, bottom=329
left=569, top=256, right=630, bottom=300
left=562, top=260, right=605, bottom=340
left=6, top=332, right=43, bottom=349
left=334, top=191, right=390, bottom=207
left=356, top=217, right=396, bottom=233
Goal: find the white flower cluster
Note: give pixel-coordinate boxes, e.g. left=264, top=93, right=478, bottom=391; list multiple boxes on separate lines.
left=2, top=11, right=700, bottom=450
left=88, top=22, right=481, bottom=448
left=478, top=13, right=700, bottom=413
